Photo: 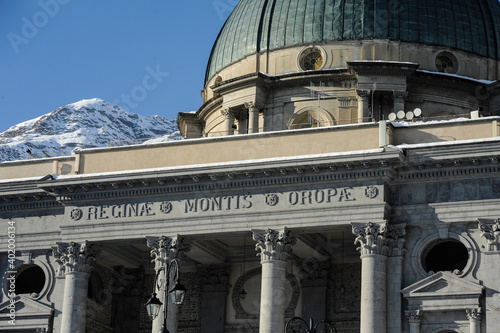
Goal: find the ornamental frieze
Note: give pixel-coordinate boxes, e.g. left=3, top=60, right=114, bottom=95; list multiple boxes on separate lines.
left=66, top=185, right=381, bottom=222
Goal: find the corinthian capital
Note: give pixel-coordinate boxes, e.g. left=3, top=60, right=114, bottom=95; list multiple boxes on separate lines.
left=466, top=307, right=483, bottom=321
left=220, top=107, right=234, bottom=118
left=478, top=218, right=500, bottom=251
left=356, top=89, right=371, bottom=98
left=252, top=228, right=296, bottom=262
left=52, top=241, right=97, bottom=276
left=351, top=221, right=406, bottom=257
left=146, top=235, right=190, bottom=269
left=405, top=310, right=422, bottom=322
left=393, top=90, right=408, bottom=100
left=244, top=101, right=263, bottom=111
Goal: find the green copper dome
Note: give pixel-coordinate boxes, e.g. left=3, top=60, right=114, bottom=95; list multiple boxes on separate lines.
left=206, top=0, right=500, bottom=83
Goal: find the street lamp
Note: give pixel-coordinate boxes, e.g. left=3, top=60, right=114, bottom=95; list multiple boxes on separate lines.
left=145, top=258, right=186, bottom=333
left=285, top=317, right=337, bottom=333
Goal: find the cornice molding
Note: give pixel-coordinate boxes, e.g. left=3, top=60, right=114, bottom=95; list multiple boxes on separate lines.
left=42, top=167, right=393, bottom=203
left=348, top=61, right=419, bottom=77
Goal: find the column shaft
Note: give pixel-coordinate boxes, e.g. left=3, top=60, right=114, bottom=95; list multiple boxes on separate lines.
left=259, top=260, right=288, bottom=333
left=60, top=272, right=90, bottom=333
left=466, top=308, right=482, bottom=333
left=53, top=241, right=96, bottom=333
left=221, top=108, right=234, bottom=135
left=409, top=320, right=421, bottom=333
left=248, top=109, right=259, bottom=134
left=387, top=256, right=404, bottom=333
left=253, top=228, right=295, bottom=333
left=360, top=254, right=387, bottom=333
left=357, top=90, right=370, bottom=123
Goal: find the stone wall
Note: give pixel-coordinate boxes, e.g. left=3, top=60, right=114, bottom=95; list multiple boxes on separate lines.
left=328, top=263, right=361, bottom=332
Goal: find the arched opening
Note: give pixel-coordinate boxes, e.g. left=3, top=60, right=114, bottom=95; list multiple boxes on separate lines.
left=423, top=240, right=468, bottom=273
left=289, top=109, right=334, bottom=129
left=16, top=265, right=45, bottom=295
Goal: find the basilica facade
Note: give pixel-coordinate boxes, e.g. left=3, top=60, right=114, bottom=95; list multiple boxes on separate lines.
left=2, top=1, right=500, bottom=333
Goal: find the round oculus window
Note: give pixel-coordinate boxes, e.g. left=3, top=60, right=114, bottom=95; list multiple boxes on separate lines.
left=422, top=239, right=468, bottom=274
left=435, top=52, right=458, bottom=74
left=300, top=48, right=324, bottom=71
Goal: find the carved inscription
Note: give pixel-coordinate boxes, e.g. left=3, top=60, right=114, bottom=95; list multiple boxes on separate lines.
left=184, top=195, right=252, bottom=213
left=86, top=202, right=156, bottom=220
left=71, top=186, right=374, bottom=222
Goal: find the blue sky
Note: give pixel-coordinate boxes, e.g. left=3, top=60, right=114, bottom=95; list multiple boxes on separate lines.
left=0, top=0, right=238, bottom=132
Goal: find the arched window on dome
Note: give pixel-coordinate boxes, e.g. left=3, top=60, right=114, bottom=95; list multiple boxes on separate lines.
left=288, top=108, right=334, bottom=130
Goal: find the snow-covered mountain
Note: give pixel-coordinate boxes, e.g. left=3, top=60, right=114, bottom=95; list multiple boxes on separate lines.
left=0, top=98, right=182, bottom=162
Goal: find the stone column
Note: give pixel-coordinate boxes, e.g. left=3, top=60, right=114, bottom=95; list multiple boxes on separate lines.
left=221, top=108, right=234, bottom=136
left=357, top=90, right=371, bottom=123
left=405, top=310, right=422, bottom=333
left=199, top=264, right=230, bottom=333
left=351, top=221, right=406, bottom=333
left=146, top=235, right=190, bottom=333
left=53, top=241, right=97, bottom=333
left=245, top=101, right=262, bottom=134
left=253, top=228, right=296, bottom=333
left=393, top=91, right=408, bottom=114
left=466, top=308, right=482, bottom=333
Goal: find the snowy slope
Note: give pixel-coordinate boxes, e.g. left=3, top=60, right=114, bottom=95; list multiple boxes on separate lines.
left=0, top=98, right=181, bottom=162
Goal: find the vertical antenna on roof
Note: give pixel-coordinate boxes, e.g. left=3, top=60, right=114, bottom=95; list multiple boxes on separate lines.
left=310, top=81, right=326, bottom=127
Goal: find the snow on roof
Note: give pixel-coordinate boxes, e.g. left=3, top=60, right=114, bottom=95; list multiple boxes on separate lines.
left=417, top=69, right=496, bottom=85
left=390, top=116, right=500, bottom=127
left=395, top=136, right=500, bottom=150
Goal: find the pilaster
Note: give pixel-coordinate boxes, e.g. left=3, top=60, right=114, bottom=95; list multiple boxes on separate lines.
left=298, top=258, right=330, bottom=326
left=52, top=241, right=97, bottom=333
left=253, top=228, right=296, bottom=333
left=199, top=264, right=230, bottom=333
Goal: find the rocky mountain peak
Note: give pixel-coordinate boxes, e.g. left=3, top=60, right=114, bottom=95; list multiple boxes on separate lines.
left=0, top=99, right=181, bottom=162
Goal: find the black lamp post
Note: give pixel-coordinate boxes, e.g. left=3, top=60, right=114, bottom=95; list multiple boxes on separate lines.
left=145, top=258, right=186, bottom=333
left=285, top=317, right=337, bottom=333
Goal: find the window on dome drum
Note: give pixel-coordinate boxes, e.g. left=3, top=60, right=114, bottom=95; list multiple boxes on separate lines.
left=300, top=48, right=324, bottom=71
left=422, top=240, right=468, bottom=274
left=435, top=52, right=458, bottom=74
left=16, top=265, right=45, bottom=295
